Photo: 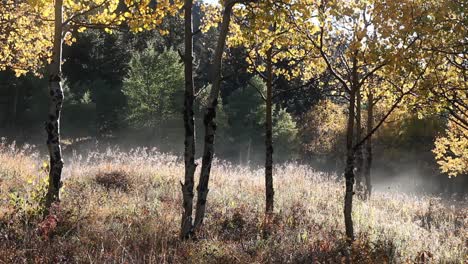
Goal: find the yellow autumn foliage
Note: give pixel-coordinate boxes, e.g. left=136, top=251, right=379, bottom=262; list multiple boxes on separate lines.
left=433, top=121, right=468, bottom=177
left=1, top=0, right=182, bottom=76
left=0, top=0, right=53, bottom=76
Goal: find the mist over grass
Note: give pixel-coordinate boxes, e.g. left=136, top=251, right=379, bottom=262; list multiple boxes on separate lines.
left=0, top=141, right=466, bottom=263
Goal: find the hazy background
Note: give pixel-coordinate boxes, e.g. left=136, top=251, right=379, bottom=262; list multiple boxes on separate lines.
left=0, top=1, right=466, bottom=197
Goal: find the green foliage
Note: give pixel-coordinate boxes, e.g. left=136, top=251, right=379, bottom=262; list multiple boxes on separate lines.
left=273, top=108, right=300, bottom=161
left=224, top=76, right=264, bottom=161
left=224, top=76, right=300, bottom=162
left=226, top=76, right=265, bottom=131
left=91, top=79, right=126, bottom=136
left=122, top=45, right=184, bottom=129
left=194, top=84, right=229, bottom=155
left=8, top=162, right=49, bottom=219
left=0, top=71, right=48, bottom=141
left=194, top=84, right=228, bottom=130
left=80, top=90, right=92, bottom=104
left=62, top=82, right=98, bottom=138
left=63, top=30, right=130, bottom=137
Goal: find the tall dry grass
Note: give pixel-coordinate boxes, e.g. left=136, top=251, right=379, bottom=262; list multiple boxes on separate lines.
left=0, top=140, right=466, bottom=263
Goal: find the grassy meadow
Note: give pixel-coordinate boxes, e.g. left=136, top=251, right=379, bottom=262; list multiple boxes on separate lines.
left=0, top=141, right=466, bottom=263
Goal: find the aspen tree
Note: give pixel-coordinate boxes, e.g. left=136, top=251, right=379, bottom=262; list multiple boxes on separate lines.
left=25, top=0, right=182, bottom=211
left=289, top=0, right=432, bottom=240
left=227, top=0, right=322, bottom=217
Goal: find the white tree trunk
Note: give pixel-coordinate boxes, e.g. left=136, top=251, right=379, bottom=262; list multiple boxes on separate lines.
left=45, top=0, right=64, bottom=210
left=194, top=1, right=235, bottom=230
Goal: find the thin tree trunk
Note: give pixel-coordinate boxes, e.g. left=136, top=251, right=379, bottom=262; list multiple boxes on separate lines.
left=364, top=87, right=373, bottom=199
left=355, top=87, right=363, bottom=194
left=193, top=2, right=234, bottom=230
left=180, top=0, right=196, bottom=239
left=265, top=47, right=274, bottom=215
left=344, top=55, right=358, bottom=242
left=45, top=0, right=64, bottom=210
left=344, top=89, right=356, bottom=241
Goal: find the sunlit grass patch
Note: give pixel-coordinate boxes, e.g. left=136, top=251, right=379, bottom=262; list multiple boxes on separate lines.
left=0, top=142, right=466, bottom=263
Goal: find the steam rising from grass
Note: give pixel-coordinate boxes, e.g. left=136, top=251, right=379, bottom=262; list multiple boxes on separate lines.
left=0, top=140, right=466, bottom=263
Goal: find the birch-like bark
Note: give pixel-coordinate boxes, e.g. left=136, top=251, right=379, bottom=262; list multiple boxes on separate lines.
left=45, top=0, right=64, bottom=210
left=180, top=0, right=196, bottom=239
left=193, top=1, right=235, bottom=229
left=265, top=47, right=274, bottom=215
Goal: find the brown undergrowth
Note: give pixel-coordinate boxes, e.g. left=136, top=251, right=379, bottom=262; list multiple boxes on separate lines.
left=0, top=141, right=466, bottom=263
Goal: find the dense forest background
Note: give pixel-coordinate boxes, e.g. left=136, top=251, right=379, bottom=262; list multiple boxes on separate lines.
left=0, top=0, right=467, bottom=262
left=0, top=2, right=466, bottom=195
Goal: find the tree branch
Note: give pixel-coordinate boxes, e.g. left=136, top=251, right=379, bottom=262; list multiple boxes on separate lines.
left=353, top=67, right=427, bottom=151
left=248, top=79, right=267, bottom=102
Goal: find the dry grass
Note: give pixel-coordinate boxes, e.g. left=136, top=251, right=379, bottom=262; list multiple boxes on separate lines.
left=94, top=170, right=132, bottom=192
left=0, top=140, right=466, bottom=263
